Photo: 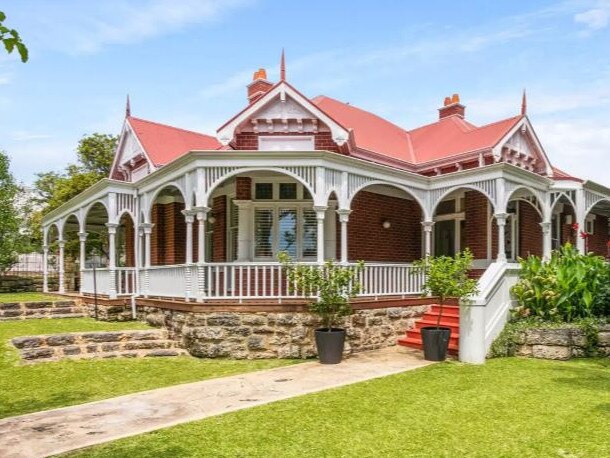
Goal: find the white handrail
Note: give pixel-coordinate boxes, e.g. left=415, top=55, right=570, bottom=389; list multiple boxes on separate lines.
left=459, top=262, right=521, bottom=364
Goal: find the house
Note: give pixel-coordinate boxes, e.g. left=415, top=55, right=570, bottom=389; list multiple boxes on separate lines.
left=41, top=54, right=610, bottom=361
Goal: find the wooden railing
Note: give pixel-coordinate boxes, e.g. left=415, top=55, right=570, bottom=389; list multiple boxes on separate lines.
left=84, top=262, right=425, bottom=301
left=81, top=268, right=136, bottom=296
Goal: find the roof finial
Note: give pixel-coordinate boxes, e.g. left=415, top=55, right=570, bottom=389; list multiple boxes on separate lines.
left=521, top=89, right=527, bottom=115
left=280, top=48, right=286, bottom=81
left=126, top=94, right=131, bottom=117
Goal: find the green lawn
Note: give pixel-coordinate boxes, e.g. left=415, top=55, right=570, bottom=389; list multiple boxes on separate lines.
left=0, top=318, right=298, bottom=418
left=71, top=357, right=610, bottom=458
left=0, top=292, right=63, bottom=303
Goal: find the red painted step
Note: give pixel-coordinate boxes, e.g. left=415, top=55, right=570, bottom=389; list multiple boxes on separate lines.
left=398, top=304, right=460, bottom=354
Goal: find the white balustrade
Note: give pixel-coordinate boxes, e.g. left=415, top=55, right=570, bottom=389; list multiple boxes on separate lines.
left=81, top=268, right=110, bottom=295
left=115, top=268, right=136, bottom=295
left=122, top=262, right=424, bottom=301
left=145, top=265, right=189, bottom=299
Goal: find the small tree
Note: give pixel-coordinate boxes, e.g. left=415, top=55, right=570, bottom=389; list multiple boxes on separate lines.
left=0, top=152, right=21, bottom=273
left=414, top=249, right=479, bottom=328
left=278, top=252, right=364, bottom=331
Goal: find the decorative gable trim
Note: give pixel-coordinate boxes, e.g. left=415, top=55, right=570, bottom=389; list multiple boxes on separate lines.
left=109, top=119, right=157, bottom=182
left=492, top=116, right=552, bottom=177
left=217, top=81, right=350, bottom=147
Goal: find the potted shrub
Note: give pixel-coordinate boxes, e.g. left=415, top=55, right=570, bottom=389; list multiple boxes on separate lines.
left=414, top=249, right=478, bottom=361
left=278, top=252, right=363, bottom=364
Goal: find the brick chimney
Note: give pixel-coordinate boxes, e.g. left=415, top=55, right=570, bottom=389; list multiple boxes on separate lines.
left=247, top=68, right=273, bottom=104
left=438, top=93, right=465, bottom=119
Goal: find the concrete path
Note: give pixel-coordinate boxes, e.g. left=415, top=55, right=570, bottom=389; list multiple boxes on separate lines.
left=0, top=347, right=432, bottom=458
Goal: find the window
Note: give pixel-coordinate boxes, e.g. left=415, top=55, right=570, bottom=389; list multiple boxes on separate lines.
left=585, top=218, right=595, bottom=235
left=252, top=207, right=318, bottom=259
left=279, top=183, right=297, bottom=200
left=227, top=200, right=239, bottom=261
left=302, top=210, right=317, bottom=257
left=278, top=209, right=297, bottom=257
left=255, top=183, right=273, bottom=200
left=436, top=200, right=456, bottom=215
left=254, top=209, right=274, bottom=257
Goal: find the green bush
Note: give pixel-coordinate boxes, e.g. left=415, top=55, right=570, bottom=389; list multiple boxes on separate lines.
left=511, top=244, right=609, bottom=322
left=278, top=252, right=363, bottom=330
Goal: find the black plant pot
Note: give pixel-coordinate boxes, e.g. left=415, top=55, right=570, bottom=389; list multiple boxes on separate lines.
left=315, top=328, right=346, bottom=364
left=421, top=327, right=451, bottom=361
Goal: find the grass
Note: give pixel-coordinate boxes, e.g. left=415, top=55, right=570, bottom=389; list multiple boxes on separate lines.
left=71, top=357, right=610, bottom=458
left=0, top=318, right=298, bottom=418
left=0, top=292, right=63, bottom=303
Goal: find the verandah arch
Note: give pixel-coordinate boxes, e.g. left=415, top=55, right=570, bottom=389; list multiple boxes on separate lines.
left=504, top=186, right=545, bottom=259
left=344, top=183, right=425, bottom=263
left=582, top=198, right=610, bottom=257
left=149, top=185, right=186, bottom=266
left=430, top=187, right=498, bottom=266
left=61, top=214, right=81, bottom=292
left=84, top=202, right=110, bottom=267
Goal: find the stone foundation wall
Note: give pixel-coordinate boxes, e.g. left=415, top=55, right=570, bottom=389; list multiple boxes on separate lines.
left=11, top=329, right=186, bottom=363
left=0, top=300, right=85, bottom=321
left=0, top=275, right=57, bottom=293
left=137, top=304, right=429, bottom=359
left=85, top=302, right=134, bottom=321
left=512, top=325, right=610, bottom=360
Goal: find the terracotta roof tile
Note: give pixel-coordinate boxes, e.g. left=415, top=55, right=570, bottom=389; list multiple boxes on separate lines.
left=128, top=116, right=221, bottom=166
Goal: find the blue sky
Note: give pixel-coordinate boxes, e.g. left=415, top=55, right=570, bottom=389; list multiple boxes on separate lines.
left=1, top=0, right=609, bottom=185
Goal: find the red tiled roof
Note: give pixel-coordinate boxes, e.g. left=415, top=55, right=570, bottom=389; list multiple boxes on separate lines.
left=312, top=95, right=523, bottom=165
left=408, top=115, right=523, bottom=162
left=128, top=116, right=221, bottom=166
left=552, top=166, right=582, bottom=182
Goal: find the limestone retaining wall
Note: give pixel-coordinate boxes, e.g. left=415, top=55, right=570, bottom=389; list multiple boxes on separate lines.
left=512, top=325, right=610, bottom=360
left=137, top=304, right=429, bottom=359
left=0, top=300, right=86, bottom=321
left=11, top=329, right=186, bottom=363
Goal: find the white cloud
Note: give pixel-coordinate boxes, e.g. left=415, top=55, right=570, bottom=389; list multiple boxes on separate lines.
left=21, top=0, right=254, bottom=54
left=574, top=1, right=610, bottom=31
left=10, top=130, right=52, bottom=141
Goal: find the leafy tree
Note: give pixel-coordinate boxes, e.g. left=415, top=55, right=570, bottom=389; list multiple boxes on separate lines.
left=0, top=11, right=28, bottom=62
left=0, top=152, right=21, bottom=273
left=279, top=252, right=364, bottom=330
left=24, top=133, right=118, bottom=252
left=414, top=249, right=479, bottom=328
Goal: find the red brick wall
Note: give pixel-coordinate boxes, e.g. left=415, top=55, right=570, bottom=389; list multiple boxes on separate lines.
left=212, top=196, right=227, bottom=262
left=124, top=218, right=135, bottom=267
left=518, top=201, right=542, bottom=258
left=464, top=191, right=490, bottom=259
left=150, top=202, right=185, bottom=265
left=588, top=213, right=609, bottom=256
left=236, top=177, right=252, bottom=200
left=234, top=132, right=341, bottom=153
left=560, top=207, right=576, bottom=246
left=346, top=191, right=422, bottom=262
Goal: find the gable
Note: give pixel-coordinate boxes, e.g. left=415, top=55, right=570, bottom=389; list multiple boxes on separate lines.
left=217, top=82, right=350, bottom=148
left=493, top=118, right=552, bottom=175
left=110, top=123, right=153, bottom=181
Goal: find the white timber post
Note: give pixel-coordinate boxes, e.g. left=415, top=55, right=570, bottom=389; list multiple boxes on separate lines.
left=575, top=188, right=587, bottom=254
left=42, top=226, right=49, bottom=292
left=183, top=210, right=195, bottom=301
left=195, top=207, right=211, bottom=302
left=141, top=223, right=153, bottom=297
left=57, top=239, right=65, bottom=294
left=494, top=214, right=508, bottom=263
left=106, top=223, right=118, bottom=299
left=314, top=206, right=327, bottom=264
left=78, top=232, right=87, bottom=293
left=540, top=221, right=552, bottom=260
left=422, top=221, right=435, bottom=258
left=337, top=209, right=351, bottom=264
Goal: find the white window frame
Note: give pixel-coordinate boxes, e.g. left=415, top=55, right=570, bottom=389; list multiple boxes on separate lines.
left=251, top=204, right=318, bottom=262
